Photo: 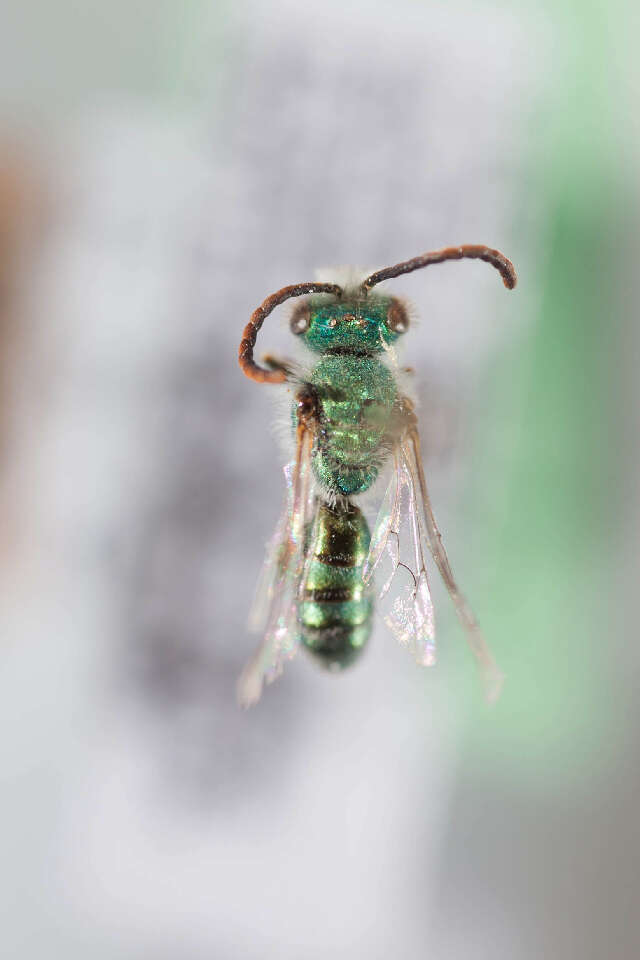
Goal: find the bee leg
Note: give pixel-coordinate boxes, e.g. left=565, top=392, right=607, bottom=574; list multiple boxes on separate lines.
left=291, top=389, right=317, bottom=519
left=400, top=398, right=504, bottom=701
left=238, top=390, right=318, bottom=707
left=262, top=354, right=300, bottom=381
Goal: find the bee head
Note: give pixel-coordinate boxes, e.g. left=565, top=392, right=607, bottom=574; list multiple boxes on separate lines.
left=240, top=246, right=515, bottom=384
left=290, top=294, right=409, bottom=353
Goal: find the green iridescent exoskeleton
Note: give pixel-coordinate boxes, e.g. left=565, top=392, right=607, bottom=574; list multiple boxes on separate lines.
left=287, top=293, right=404, bottom=669
left=301, top=295, right=401, bottom=497
left=239, top=245, right=517, bottom=706
left=300, top=499, right=372, bottom=669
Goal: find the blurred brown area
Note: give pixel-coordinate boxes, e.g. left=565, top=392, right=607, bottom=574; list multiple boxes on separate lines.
left=0, top=146, right=42, bottom=557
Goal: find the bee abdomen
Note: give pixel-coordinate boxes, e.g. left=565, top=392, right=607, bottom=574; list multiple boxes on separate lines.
left=304, top=586, right=357, bottom=603
left=299, top=500, right=372, bottom=670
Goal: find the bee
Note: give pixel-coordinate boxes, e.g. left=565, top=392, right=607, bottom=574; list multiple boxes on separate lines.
left=237, top=245, right=516, bottom=706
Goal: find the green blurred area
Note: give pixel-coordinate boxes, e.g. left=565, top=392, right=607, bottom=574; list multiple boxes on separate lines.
left=464, top=3, right=631, bottom=787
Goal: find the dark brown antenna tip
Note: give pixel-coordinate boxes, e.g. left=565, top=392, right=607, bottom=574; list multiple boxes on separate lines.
left=360, top=244, right=517, bottom=294
left=239, top=281, right=343, bottom=384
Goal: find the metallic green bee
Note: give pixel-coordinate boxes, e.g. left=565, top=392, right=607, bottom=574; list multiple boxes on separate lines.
left=238, top=244, right=517, bottom=706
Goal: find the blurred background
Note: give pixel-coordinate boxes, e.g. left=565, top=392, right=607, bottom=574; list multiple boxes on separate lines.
left=1, top=0, right=638, bottom=957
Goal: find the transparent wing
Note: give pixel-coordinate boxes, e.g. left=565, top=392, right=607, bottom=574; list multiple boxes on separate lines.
left=364, top=431, right=504, bottom=702
left=364, top=446, right=436, bottom=668
left=404, top=429, right=504, bottom=702
left=237, top=425, right=314, bottom=707
left=246, top=465, right=296, bottom=637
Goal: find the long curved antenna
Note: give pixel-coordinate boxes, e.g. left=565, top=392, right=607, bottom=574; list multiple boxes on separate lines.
left=239, top=282, right=343, bottom=384
left=360, top=244, right=517, bottom=294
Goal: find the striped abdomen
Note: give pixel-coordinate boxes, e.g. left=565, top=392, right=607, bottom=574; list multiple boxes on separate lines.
left=299, top=499, right=372, bottom=670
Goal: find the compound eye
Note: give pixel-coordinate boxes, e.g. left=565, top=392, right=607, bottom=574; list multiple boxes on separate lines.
left=290, top=302, right=311, bottom=335
left=386, top=299, right=410, bottom=334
